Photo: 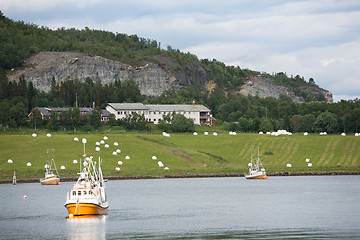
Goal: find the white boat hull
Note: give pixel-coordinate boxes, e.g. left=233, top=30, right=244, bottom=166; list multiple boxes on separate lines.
left=244, top=171, right=267, bottom=179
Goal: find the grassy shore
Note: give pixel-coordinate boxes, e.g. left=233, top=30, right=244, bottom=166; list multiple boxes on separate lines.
left=1, top=131, right=359, bottom=181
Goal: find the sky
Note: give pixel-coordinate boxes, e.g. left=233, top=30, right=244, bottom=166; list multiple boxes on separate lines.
left=1, top=0, right=360, bottom=102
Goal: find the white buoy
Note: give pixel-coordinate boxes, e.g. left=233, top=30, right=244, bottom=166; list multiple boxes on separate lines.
left=306, top=158, right=310, bottom=162
left=286, top=163, right=292, bottom=167
left=164, top=167, right=169, bottom=170
left=105, top=144, right=109, bottom=148
left=23, top=195, right=27, bottom=200
left=259, top=132, right=264, bottom=134
left=95, top=142, right=100, bottom=146
left=158, top=161, right=164, bottom=167
left=103, top=136, right=108, bottom=140
left=44, top=164, right=49, bottom=169
left=193, top=132, right=198, bottom=136
left=26, top=162, right=32, bottom=167
left=112, top=151, right=117, bottom=156
left=213, top=132, right=218, bottom=136
left=74, top=137, right=79, bottom=141
left=95, top=147, right=100, bottom=152
left=116, top=149, right=121, bottom=153
left=32, top=133, right=37, bottom=137
left=117, top=161, right=123, bottom=165
left=115, top=167, right=121, bottom=171
left=308, top=163, right=312, bottom=167
left=73, top=160, right=78, bottom=164
left=152, top=156, right=157, bottom=160
left=204, top=132, right=209, bottom=135
left=60, top=165, right=66, bottom=170
left=114, top=142, right=119, bottom=146
left=266, top=132, right=271, bottom=135
left=100, top=140, right=105, bottom=144
left=304, top=132, right=308, bottom=136
left=341, top=133, right=346, bottom=136
left=46, top=133, right=51, bottom=137
left=7, top=159, right=13, bottom=163
left=125, top=156, right=130, bottom=160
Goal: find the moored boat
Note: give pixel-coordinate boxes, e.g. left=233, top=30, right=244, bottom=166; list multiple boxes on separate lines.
left=244, top=147, right=267, bottom=179
left=40, top=149, right=60, bottom=185
left=64, top=139, right=108, bottom=217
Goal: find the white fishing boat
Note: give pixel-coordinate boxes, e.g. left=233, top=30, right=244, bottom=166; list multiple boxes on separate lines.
left=40, top=149, right=60, bottom=185
left=244, top=147, right=267, bottom=179
left=64, top=139, right=108, bottom=217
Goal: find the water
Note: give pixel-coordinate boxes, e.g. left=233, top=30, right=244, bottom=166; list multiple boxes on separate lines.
left=1, top=176, right=359, bottom=239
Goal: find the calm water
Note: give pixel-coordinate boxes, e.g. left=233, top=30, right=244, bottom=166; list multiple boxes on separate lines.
left=0, top=176, right=359, bottom=239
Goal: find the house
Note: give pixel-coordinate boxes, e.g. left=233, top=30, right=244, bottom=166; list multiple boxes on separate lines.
left=28, top=107, right=109, bottom=122
left=106, top=102, right=214, bottom=125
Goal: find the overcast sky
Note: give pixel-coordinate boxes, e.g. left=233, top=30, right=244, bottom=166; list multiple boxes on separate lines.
left=1, top=0, right=360, bottom=102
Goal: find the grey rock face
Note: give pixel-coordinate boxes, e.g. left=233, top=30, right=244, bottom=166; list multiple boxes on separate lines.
left=239, top=75, right=333, bottom=103
left=7, top=52, right=332, bottom=103
left=7, top=52, right=189, bottom=97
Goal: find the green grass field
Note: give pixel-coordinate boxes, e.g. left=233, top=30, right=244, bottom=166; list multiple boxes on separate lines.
left=1, top=131, right=359, bottom=180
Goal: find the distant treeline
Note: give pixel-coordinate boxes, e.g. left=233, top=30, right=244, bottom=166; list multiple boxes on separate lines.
left=1, top=73, right=359, bottom=134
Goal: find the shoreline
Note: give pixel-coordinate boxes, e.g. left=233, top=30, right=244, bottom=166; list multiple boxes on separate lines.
left=2, top=171, right=360, bottom=184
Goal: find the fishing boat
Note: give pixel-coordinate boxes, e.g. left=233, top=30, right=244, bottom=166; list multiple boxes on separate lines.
left=64, top=139, right=108, bottom=217
left=244, top=147, right=267, bottom=179
left=40, top=149, right=60, bottom=185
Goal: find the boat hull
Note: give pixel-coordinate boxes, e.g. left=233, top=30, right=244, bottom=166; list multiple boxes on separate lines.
left=40, top=176, right=60, bottom=185
left=65, top=203, right=108, bottom=216
left=244, top=173, right=267, bottom=179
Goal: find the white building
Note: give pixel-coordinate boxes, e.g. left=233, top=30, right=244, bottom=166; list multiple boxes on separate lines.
left=106, top=103, right=212, bottom=125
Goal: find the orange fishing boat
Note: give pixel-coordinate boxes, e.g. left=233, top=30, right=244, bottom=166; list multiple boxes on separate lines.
left=64, top=157, right=108, bottom=216
left=64, top=139, right=108, bottom=216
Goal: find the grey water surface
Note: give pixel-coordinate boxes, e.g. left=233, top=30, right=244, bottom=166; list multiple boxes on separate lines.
left=0, top=175, right=359, bottom=239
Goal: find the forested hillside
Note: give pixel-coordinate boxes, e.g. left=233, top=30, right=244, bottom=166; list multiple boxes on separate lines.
left=0, top=11, right=359, bottom=133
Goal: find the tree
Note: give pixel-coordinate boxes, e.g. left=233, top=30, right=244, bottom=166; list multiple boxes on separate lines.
left=259, top=118, right=273, bottom=132
left=313, top=111, right=338, bottom=133
left=9, top=102, right=27, bottom=127
left=170, top=114, right=194, bottom=132
left=30, top=107, right=41, bottom=130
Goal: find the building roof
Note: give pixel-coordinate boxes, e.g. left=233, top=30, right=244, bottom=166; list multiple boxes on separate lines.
left=107, top=103, right=149, bottom=111
left=146, top=104, right=210, bottom=112
left=101, top=109, right=110, bottom=116
left=37, top=107, right=93, bottom=116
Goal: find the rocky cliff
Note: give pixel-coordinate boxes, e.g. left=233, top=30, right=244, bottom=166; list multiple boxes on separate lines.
left=7, top=52, right=208, bottom=97
left=7, top=51, right=332, bottom=102
left=239, top=76, right=333, bottom=103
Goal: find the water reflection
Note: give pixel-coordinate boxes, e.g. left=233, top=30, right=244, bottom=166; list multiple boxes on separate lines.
left=66, top=215, right=106, bottom=240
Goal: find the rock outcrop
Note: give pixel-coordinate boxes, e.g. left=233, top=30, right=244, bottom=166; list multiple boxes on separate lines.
left=7, top=52, right=208, bottom=97
left=239, top=75, right=332, bottom=103
left=7, top=51, right=332, bottom=103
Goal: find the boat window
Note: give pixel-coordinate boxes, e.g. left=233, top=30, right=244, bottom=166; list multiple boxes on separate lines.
left=72, top=191, right=76, bottom=196
left=78, top=191, right=81, bottom=196
left=83, top=191, right=87, bottom=195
